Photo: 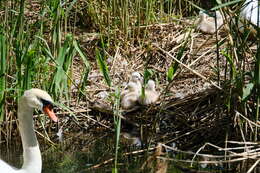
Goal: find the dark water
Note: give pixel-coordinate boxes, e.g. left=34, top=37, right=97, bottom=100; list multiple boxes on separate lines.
left=0, top=134, right=227, bottom=173
left=0, top=142, right=23, bottom=169
left=5, top=132, right=259, bottom=173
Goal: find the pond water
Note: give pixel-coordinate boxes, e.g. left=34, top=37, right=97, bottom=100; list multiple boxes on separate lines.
left=0, top=133, right=229, bottom=173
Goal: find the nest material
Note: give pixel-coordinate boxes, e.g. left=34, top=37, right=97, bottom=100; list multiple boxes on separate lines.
left=76, top=20, right=229, bottom=104
left=70, top=17, right=255, bottom=149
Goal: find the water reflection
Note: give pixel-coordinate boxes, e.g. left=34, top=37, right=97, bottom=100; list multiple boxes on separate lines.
left=0, top=140, right=23, bottom=169
left=0, top=133, right=241, bottom=173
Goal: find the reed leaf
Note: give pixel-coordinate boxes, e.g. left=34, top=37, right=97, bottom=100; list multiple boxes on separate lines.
left=96, top=48, right=111, bottom=87
left=167, top=29, right=190, bottom=82
left=167, top=66, right=174, bottom=82
left=0, top=35, right=7, bottom=122
left=49, top=34, right=75, bottom=99
left=73, top=40, right=91, bottom=100
left=113, top=87, right=121, bottom=173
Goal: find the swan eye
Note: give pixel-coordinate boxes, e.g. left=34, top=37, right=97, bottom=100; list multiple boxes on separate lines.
left=40, top=99, right=53, bottom=109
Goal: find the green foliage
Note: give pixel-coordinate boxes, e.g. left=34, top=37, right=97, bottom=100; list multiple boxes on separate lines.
left=166, top=29, right=190, bottom=83
left=140, top=68, right=154, bottom=98
left=143, top=68, right=154, bottom=85
left=0, top=0, right=89, bottom=122
left=167, top=66, right=174, bottom=82
left=73, top=40, right=91, bottom=101
left=49, top=34, right=75, bottom=99
left=96, top=48, right=112, bottom=87
left=85, top=0, right=202, bottom=39
left=211, top=0, right=242, bottom=11
left=113, top=87, right=121, bottom=172
left=0, top=35, right=7, bottom=121
left=217, top=0, right=260, bottom=140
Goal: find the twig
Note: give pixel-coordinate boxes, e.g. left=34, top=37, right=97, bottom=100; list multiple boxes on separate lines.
left=236, top=111, right=260, bottom=128
left=153, top=44, right=222, bottom=90
left=85, top=147, right=156, bottom=170
left=157, top=156, right=248, bottom=164
left=227, top=141, right=259, bottom=145
left=247, top=159, right=260, bottom=173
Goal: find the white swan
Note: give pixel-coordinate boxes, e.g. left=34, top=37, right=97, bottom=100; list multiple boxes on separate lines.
left=138, top=80, right=159, bottom=105
left=197, top=11, right=223, bottom=34
left=121, top=82, right=140, bottom=109
left=241, top=0, right=259, bottom=27
left=0, top=88, right=58, bottom=173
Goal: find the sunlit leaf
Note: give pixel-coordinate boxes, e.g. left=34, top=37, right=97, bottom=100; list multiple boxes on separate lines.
left=216, top=0, right=222, bottom=5
left=96, top=48, right=111, bottom=87
left=211, top=0, right=242, bottom=11
left=167, top=66, right=174, bottom=82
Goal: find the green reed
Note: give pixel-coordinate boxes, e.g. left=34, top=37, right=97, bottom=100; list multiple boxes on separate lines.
left=0, top=0, right=88, bottom=123
left=96, top=47, right=112, bottom=87
left=85, top=0, right=202, bottom=40
left=94, top=40, right=122, bottom=172
left=0, top=35, right=7, bottom=121
left=214, top=0, right=259, bottom=140
left=112, top=87, right=121, bottom=173
left=254, top=3, right=260, bottom=140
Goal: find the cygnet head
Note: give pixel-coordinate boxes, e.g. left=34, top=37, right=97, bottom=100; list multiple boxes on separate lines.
left=199, top=11, right=207, bottom=20
left=215, top=11, right=222, bottom=19
left=146, top=80, right=156, bottom=91
left=130, top=72, right=142, bottom=83
left=21, top=88, right=58, bottom=122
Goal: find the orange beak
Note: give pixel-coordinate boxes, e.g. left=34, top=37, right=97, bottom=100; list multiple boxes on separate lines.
left=43, top=105, right=58, bottom=122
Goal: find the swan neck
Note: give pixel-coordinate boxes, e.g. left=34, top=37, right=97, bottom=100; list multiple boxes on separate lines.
left=18, top=97, right=42, bottom=172
left=18, top=97, right=38, bottom=147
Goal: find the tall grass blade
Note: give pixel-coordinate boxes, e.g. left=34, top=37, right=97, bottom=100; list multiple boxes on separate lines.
left=22, top=49, right=36, bottom=90
left=48, top=34, right=75, bottom=99
left=14, top=0, right=26, bottom=96
left=167, top=30, right=190, bottom=82
left=73, top=40, right=91, bottom=100
left=211, top=0, right=242, bottom=11
left=113, top=87, right=121, bottom=173
left=167, top=66, right=174, bottom=82
left=254, top=0, right=260, bottom=141
left=0, top=35, right=7, bottom=122
left=96, top=48, right=111, bottom=87
left=140, top=68, right=153, bottom=99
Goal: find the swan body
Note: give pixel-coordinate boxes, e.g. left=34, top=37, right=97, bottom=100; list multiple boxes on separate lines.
left=197, top=11, right=223, bottom=34
left=0, top=88, right=58, bottom=173
left=138, top=80, right=159, bottom=105
left=241, top=0, right=259, bottom=27
left=121, top=82, right=140, bottom=109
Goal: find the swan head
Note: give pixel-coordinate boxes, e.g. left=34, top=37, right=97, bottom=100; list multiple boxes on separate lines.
left=147, top=80, right=156, bottom=91
left=130, top=72, right=142, bottom=83
left=22, top=88, right=58, bottom=122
